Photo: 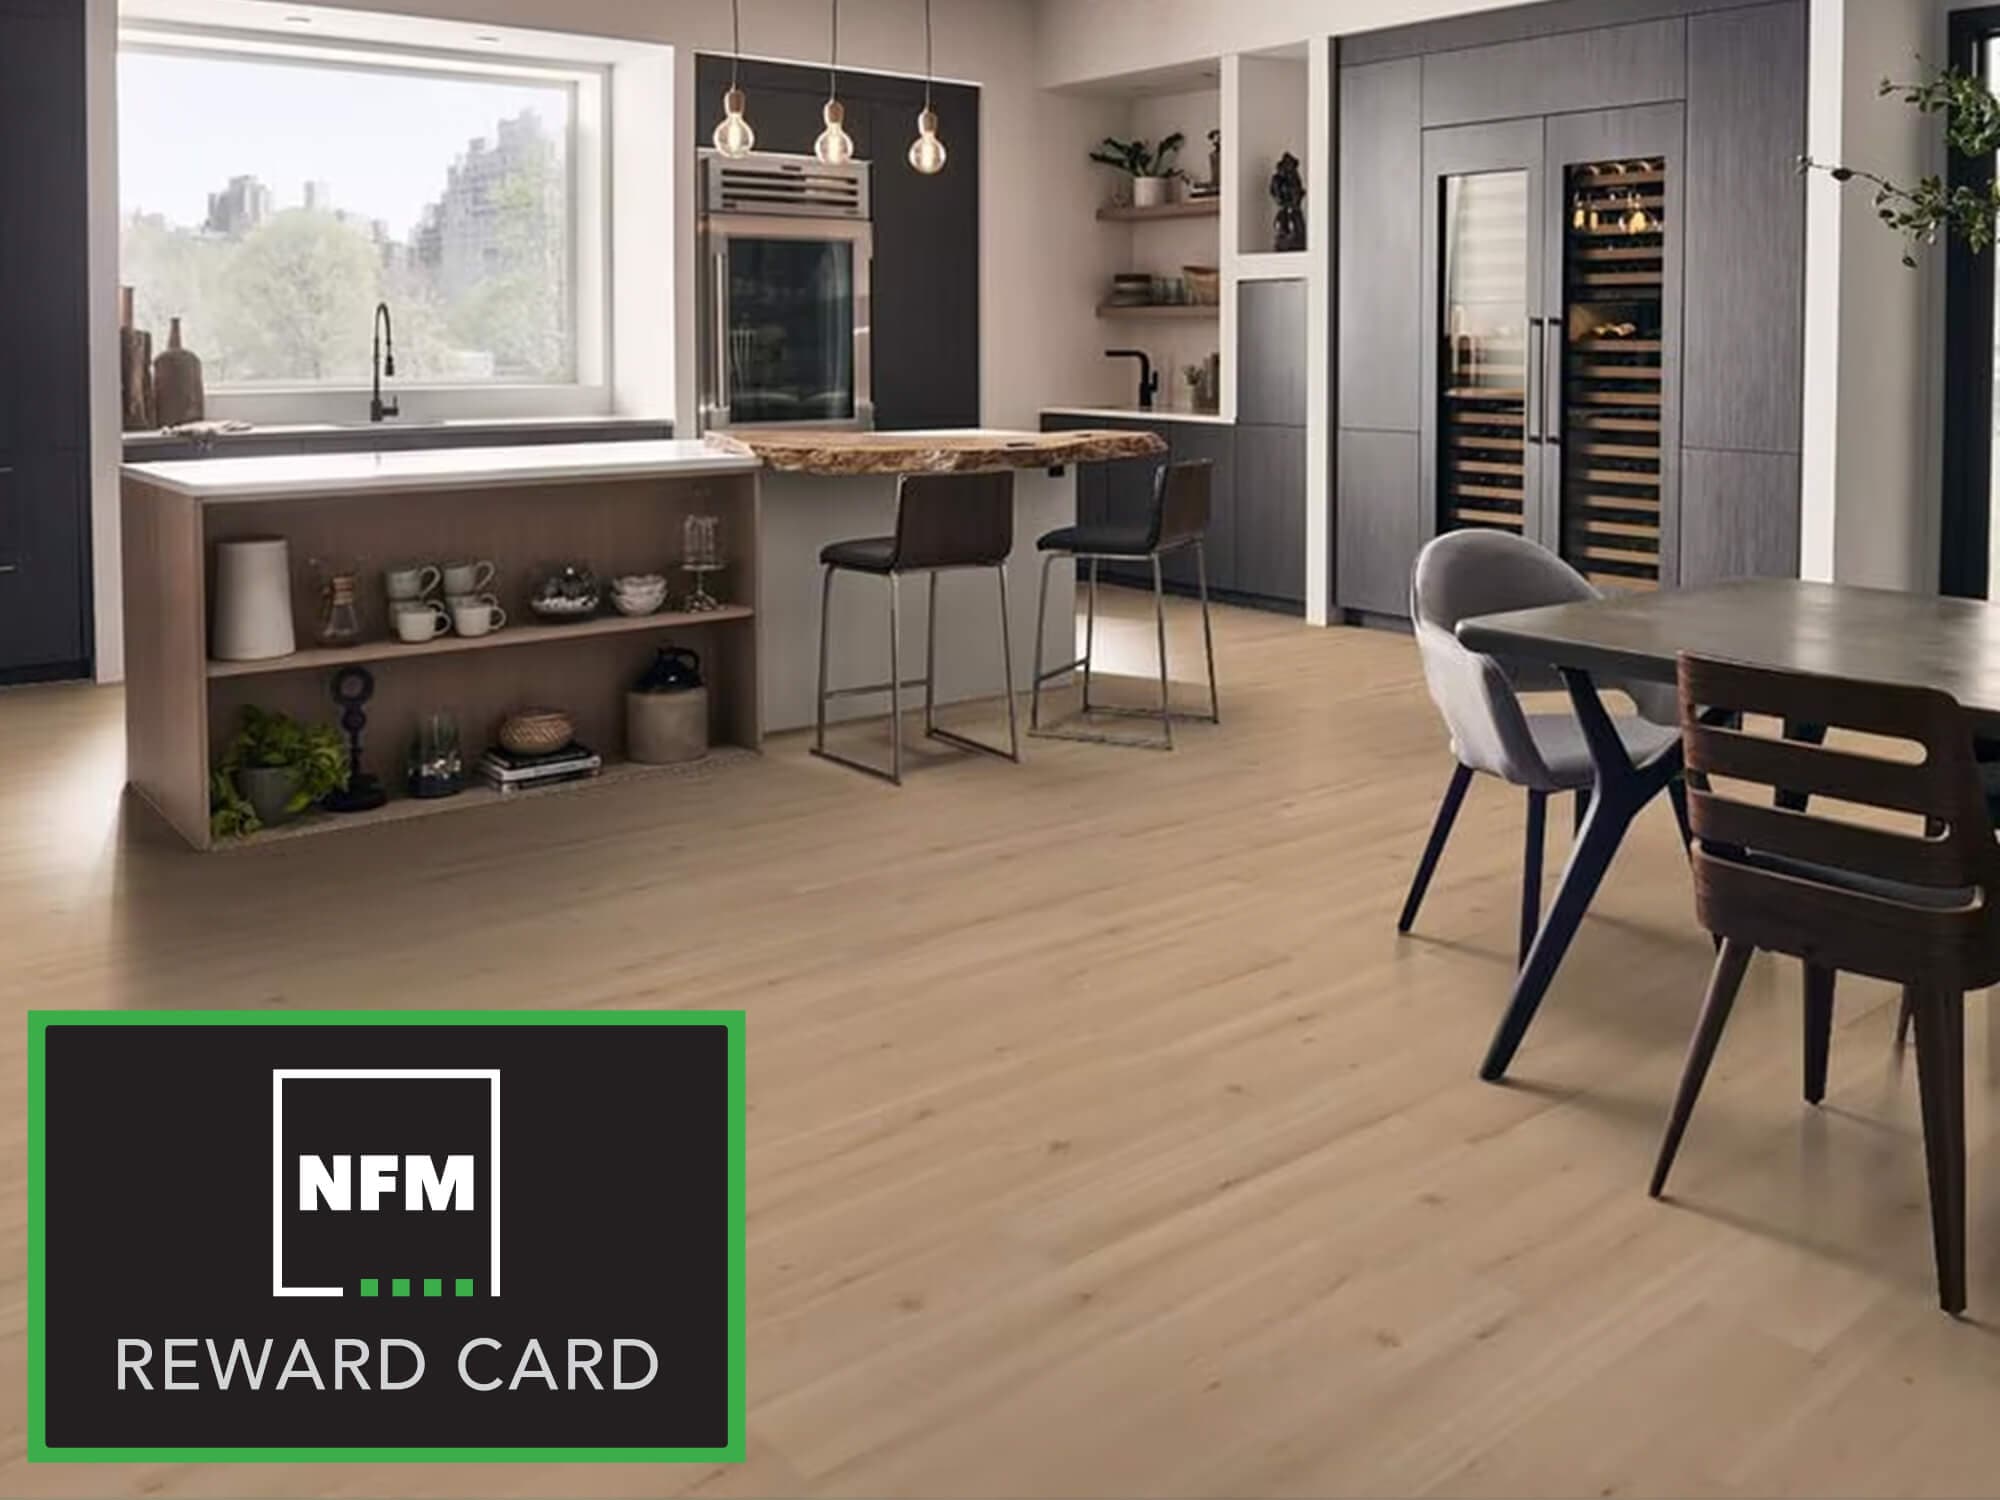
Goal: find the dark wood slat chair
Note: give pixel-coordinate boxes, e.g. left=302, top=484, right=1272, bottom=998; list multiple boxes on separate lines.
left=1651, top=653, right=2000, bottom=1314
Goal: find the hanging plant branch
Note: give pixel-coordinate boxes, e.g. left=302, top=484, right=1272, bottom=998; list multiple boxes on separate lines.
left=1801, top=63, right=2000, bottom=267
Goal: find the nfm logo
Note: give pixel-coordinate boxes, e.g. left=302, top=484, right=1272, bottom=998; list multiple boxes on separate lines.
left=30, top=1012, right=743, bottom=1464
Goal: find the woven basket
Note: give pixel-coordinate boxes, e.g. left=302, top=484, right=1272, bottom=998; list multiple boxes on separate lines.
left=497, top=709, right=574, bottom=756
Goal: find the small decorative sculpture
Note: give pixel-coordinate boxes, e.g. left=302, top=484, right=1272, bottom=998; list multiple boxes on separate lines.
left=1271, top=151, right=1307, bottom=253
left=322, top=665, right=389, bottom=813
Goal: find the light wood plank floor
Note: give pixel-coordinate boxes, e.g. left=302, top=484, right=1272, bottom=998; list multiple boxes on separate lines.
left=5, top=592, right=2000, bottom=1499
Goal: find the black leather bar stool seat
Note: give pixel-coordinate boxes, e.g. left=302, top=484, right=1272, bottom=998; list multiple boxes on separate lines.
left=1028, top=459, right=1220, bottom=751
left=819, top=536, right=898, bottom=572
left=812, top=470, right=1022, bottom=785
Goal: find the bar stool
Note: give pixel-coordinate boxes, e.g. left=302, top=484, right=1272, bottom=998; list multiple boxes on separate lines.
left=1028, top=459, right=1219, bottom=751
left=812, top=469, right=1022, bottom=786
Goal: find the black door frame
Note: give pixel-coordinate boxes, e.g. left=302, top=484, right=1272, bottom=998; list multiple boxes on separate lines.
left=1941, top=5, right=2000, bottom=598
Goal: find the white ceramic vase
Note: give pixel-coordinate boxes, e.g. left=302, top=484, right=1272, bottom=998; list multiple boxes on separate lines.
left=211, top=537, right=297, bottom=661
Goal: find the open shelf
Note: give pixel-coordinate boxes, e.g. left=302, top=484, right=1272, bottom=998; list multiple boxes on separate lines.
left=208, top=605, right=755, bottom=681
left=216, top=748, right=760, bottom=849
left=1096, top=197, right=1221, bottom=223
left=1094, top=303, right=1219, bottom=320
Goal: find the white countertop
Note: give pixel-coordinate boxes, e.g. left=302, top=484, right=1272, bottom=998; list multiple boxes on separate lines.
left=1041, top=405, right=1233, bottom=427
left=123, top=439, right=760, bottom=503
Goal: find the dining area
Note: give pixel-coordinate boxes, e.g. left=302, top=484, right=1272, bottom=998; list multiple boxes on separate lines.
left=1404, top=537, right=2000, bottom=1319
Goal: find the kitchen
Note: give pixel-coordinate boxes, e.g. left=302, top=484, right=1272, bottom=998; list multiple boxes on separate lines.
left=21, top=0, right=1999, bottom=1494
left=49, top=0, right=1321, bottom=841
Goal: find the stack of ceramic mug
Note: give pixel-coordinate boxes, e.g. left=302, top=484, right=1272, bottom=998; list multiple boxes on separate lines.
left=384, top=559, right=507, bottom=642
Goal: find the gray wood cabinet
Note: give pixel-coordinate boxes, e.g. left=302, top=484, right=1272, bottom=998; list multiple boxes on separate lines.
left=1682, top=1, right=1807, bottom=455
left=1679, top=447, right=1801, bottom=585
left=1337, top=430, right=1423, bottom=617
left=1238, top=281, right=1308, bottom=427
left=1335, top=0, right=1806, bottom=618
left=1338, top=59, right=1423, bottom=433
left=0, top=0, right=90, bottom=680
left=1235, top=425, right=1307, bottom=606
left=1419, top=17, right=1685, bottom=128
left=1171, top=423, right=1237, bottom=591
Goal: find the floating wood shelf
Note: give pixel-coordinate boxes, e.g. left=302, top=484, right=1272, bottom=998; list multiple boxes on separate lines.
left=1094, top=303, right=1219, bottom=320
left=1096, top=197, right=1221, bottom=222
left=207, top=605, right=756, bottom=681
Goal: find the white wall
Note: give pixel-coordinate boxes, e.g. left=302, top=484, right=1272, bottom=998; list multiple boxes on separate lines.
left=1827, top=0, right=1941, bottom=591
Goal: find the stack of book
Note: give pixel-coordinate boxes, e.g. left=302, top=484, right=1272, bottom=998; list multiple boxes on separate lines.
left=478, top=742, right=602, bottom=795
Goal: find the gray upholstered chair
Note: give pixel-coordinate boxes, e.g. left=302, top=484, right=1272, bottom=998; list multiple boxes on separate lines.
left=1400, top=530, right=1686, bottom=963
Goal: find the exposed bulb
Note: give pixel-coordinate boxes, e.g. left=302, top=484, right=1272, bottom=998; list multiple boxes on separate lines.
left=712, top=86, right=755, bottom=159
left=908, top=105, right=947, bottom=175
left=814, top=98, right=854, bottom=165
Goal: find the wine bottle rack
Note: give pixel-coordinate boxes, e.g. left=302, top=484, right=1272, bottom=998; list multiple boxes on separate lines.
left=1438, top=170, right=1532, bottom=537
left=1559, top=158, right=1666, bottom=590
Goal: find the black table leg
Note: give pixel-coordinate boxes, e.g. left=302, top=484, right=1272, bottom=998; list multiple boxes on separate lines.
left=1479, top=667, right=1685, bottom=1082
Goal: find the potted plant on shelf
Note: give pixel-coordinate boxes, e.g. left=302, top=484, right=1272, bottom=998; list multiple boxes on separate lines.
left=1090, top=133, right=1186, bottom=209
left=209, top=705, right=351, bottom=839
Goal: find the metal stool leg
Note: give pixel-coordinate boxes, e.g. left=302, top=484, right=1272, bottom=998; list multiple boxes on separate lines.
left=888, top=572, right=903, bottom=785
left=924, top=562, right=1023, bottom=766
left=998, top=564, right=1021, bottom=760
left=814, top=563, right=835, bottom=755
left=1082, top=557, right=1100, bottom=714
left=923, top=569, right=939, bottom=735
left=1030, top=552, right=1055, bottom=731
left=1195, top=539, right=1219, bottom=724
left=1151, top=553, right=1175, bottom=751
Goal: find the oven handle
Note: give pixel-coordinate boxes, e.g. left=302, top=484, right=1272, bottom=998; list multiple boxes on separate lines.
left=712, top=250, right=732, bottom=426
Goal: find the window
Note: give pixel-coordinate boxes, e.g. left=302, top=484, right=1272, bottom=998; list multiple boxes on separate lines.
left=117, top=35, right=605, bottom=400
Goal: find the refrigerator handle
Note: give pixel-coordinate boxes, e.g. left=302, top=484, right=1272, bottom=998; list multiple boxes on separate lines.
left=1544, top=319, right=1563, bottom=448
left=712, top=250, right=733, bottom=426
left=1525, top=317, right=1543, bottom=445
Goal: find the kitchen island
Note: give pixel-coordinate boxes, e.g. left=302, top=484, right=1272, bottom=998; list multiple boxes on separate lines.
left=711, top=427, right=1165, bottom=732
left=121, top=440, right=762, bottom=849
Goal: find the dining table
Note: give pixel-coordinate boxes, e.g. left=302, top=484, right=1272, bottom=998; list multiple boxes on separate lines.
left=1455, top=577, right=2000, bottom=1082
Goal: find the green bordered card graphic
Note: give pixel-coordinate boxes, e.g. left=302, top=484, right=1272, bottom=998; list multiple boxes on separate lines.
left=28, top=1010, right=745, bottom=1463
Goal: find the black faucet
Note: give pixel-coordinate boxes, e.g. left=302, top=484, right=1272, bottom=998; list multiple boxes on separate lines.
left=1105, top=348, right=1158, bottom=410
left=370, top=301, right=399, bottom=423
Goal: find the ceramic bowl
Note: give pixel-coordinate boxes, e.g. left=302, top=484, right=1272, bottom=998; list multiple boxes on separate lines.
left=612, top=591, right=668, bottom=618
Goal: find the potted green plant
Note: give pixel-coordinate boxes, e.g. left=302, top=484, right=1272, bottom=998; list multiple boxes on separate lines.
left=1090, top=133, right=1186, bottom=209
left=209, top=705, right=350, bottom=839
left=1804, top=65, right=2000, bottom=264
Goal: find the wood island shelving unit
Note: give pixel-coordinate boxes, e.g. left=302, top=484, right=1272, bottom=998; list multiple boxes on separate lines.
left=121, top=442, right=763, bottom=850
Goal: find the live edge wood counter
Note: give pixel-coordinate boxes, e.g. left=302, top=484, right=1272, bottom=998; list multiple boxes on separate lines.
left=121, top=440, right=762, bottom=851
left=710, top=426, right=1166, bottom=475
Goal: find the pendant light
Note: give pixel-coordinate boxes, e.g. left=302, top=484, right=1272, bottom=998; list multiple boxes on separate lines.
left=814, top=0, right=855, bottom=165
left=711, top=0, right=756, bottom=158
left=907, top=0, right=947, bottom=174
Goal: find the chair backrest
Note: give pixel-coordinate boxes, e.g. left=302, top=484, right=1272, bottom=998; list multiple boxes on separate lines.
left=1150, top=460, right=1212, bottom=551
left=1411, top=530, right=1595, bottom=692
left=891, top=470, right=1015, bottom=571
left=1677, top=652, right=2000, bottom=987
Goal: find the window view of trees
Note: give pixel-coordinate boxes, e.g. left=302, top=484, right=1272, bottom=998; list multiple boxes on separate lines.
left=119, top=50, right=573, bottom=388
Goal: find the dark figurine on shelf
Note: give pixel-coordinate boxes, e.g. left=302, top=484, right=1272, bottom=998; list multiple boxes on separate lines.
left=322, top=665, right=389, bottom=813
left=1271, top=151, right=1307, bottom=253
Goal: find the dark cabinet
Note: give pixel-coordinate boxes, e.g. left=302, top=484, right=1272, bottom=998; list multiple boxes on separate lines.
left=0, top=0, right=91, bottom=679
left=1170, top=423, right=1237, bottom=590
left=1682, top=1, right=1807, bottom=456
left=1237, top=281, right=1308, bottom=427
left=1337, top=0, right=1804, bottom=618
left=1419, top=17, right=1685, bottom=128
left=1235, top=426, right=1307, bottom=606
left=694, top=57, right=980, bottom=431
left=1338, top=58, right=1423, bottom=433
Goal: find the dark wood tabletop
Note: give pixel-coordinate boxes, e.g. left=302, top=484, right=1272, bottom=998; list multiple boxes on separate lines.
left=1456, top=579, right=2000, bottom=732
